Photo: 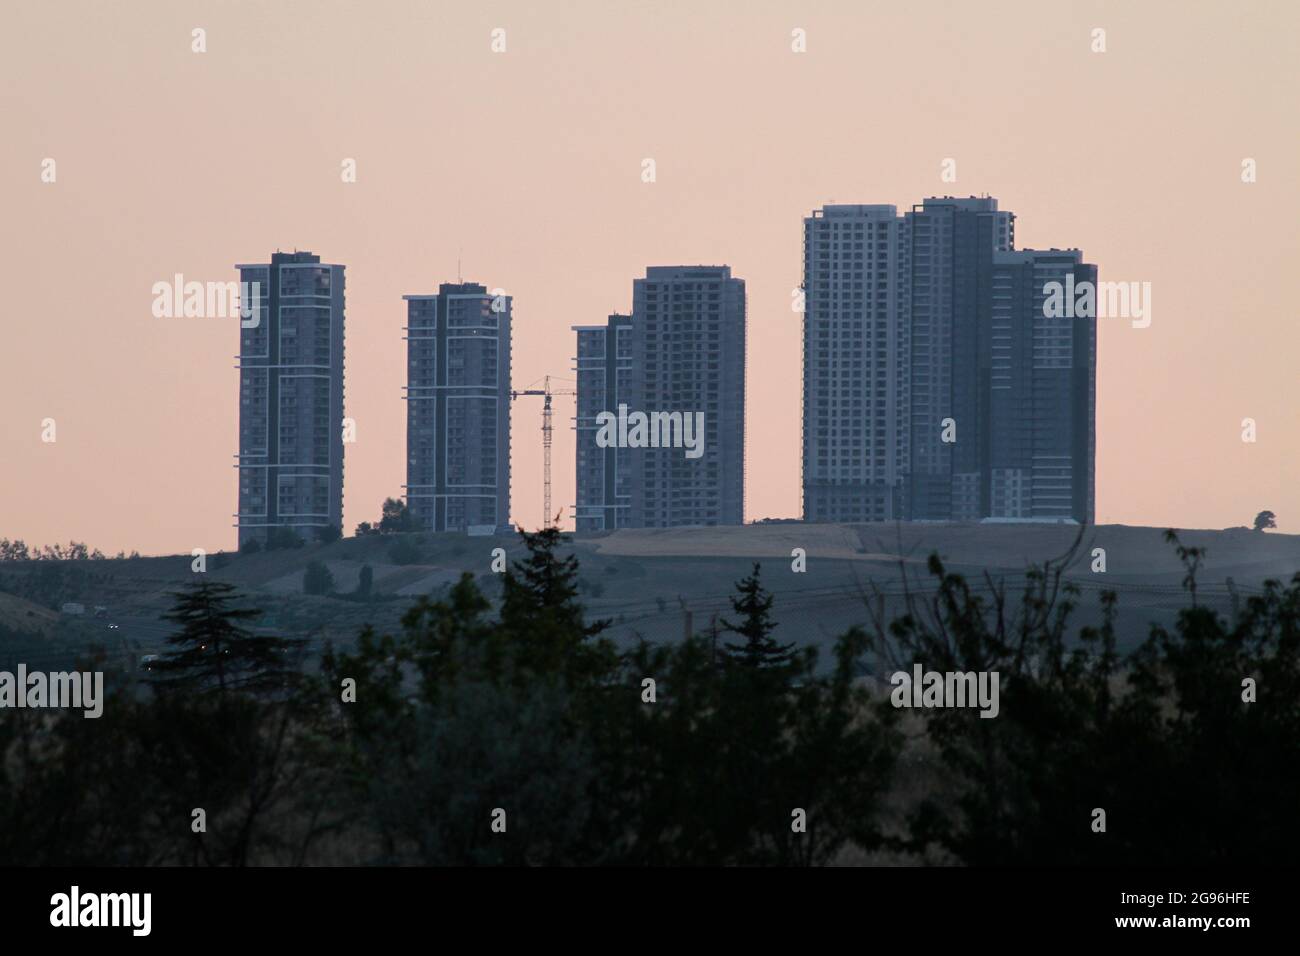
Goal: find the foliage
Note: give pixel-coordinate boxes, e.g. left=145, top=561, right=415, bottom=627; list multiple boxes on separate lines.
left=2, top=529, right=1298, bottom=866
left=303, top=560, right=335, bottom=596
left=388, top=537, right=422, bottom=566
left=148, top=581, right=305, bottom=700
left=379, top=498, right=418, bottom=534
left=265, top=527, right=305, bottom=551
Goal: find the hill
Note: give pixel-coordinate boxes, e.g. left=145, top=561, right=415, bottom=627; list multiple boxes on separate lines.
left=1, top=522, right=1296, bottom=668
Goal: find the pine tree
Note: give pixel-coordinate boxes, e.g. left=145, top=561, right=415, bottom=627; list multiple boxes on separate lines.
left=150, top=581, right=304, bottom=699
left=499, top=527, right=611, bottom=680
left=720, top=563, right=796, bottom=673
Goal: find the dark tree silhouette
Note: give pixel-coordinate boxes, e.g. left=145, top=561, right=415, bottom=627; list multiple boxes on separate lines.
left=1254, top=510, right=1277, bottom=532
left=720, top=563, right=797, bottom=673
left=265, top=527, right=304, bottom=551
left=303, top=560, right=335, bottom=595
left=356, top=564, right=374, bottom=597
left=150, top=581, right=304, bottom=699
left=379, top=497, right=417, bottom=533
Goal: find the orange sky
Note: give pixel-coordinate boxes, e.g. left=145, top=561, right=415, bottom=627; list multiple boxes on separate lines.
left=1, top=0, right=1297, bottom=554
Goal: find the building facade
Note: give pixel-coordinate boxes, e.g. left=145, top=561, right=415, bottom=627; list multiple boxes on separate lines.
left=404, top=283, right=512, bottom=532
left=235, top=251, right=345, bottom=547
left=614, top=265, right=745, bottom=528
left=986, top=249, right=1096, bottom=523
left=573, top=314, right=633, bottom=531
left=906, top=196, right=1015, bottom=520
left=802, top=205, right=912, bottom=522
left=800, top=197, right=1096, bottom=525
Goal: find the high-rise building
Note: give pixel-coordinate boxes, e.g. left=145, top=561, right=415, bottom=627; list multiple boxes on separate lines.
left=801, top=205, right=912, bottom=522
left=403, top=282, right=512, bottom=532
left=799, top=196, right=1095, bottom=525
left=572, top=314, right=633, bottom=531
left=624, top=266, right=746, bottom=528
left=235, top=251, right=345, bottom=547
left=906, top=196, right=1015, bottom=520
left=986, top=249, right=1096, bottom=523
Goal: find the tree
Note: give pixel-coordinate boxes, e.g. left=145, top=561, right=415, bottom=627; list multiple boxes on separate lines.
left=389, top=537, right=422, bottom=566
left=321, top=528, right=622, bottom=862
left=317, top=524, right=342, bottom=544
left=150, top=582, right=304, bottom=700
left=0, top=539, right=30, bottom=561
left=499, top=527, right=613, bottom=682
left=719, top=563, right=797, bottom=674
left=1254, top=510, right=1277, bottom=532
left=356, top=564, right=374, bottom=598
left=354, top=521, right=375, bottom=537
left=303, top=560, right=335, bottom=596
left=265, top=527, right=305, bottom=551
left=379, top=497, right=417, bottom=534
left=708, top=563, right=812, bottom=862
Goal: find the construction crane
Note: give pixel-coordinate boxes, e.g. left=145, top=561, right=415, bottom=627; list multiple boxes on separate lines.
left=510, top=375, right=575, bottom=528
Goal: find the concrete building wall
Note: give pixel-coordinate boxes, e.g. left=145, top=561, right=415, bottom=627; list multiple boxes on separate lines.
left=627, top=266, right=745, bottom=528
left=403, top=283, right=511, bottom=532
left=573, top=315, right=632, bottom=531
left=798, top=196, right=1095, bottom=526
left=236, top=251, right=345, bottom=547
left=987, top=249, right=1096, bottom=523
left=801, top=205, right=911, bottom=522
left=906, top=197, right=1014, bottom=520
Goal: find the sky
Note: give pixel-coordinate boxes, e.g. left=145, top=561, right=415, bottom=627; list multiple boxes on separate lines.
left=1, top=0, right=1297, bottom=555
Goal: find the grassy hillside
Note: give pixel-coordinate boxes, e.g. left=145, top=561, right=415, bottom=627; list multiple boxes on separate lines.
left=2, top=522, right=1297, bottom=669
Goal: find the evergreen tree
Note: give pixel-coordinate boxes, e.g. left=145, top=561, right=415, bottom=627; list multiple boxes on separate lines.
left=303, top=560, right=335, bottom=595
left=499, top=527, right=612, bottom=681
left=150, top=581, right=304, bottom=699
left=720, top=563, right=797, bottom=673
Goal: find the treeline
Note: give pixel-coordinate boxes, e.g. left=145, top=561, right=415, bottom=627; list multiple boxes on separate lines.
left=0, top=528, right=1296, bottom=865
left=0, top=539, right=133, bottom=561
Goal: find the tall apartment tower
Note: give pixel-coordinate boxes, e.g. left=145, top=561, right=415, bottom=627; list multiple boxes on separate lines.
left=802, top=205, right=912, bottom=522
left=626, top=266, right=745, bottom=527
left=906, top=196, right=1015, bottom=520
left=235, top=251, right=346, bottom=547
left=572, top=314, right=633, bottom=531
left=403, top=283, right=512, bottom=532
left=986, top=249, right=1096, bottom=523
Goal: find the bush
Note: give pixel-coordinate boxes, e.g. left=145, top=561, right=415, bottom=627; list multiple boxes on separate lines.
left=389, top=537, right=422, bottom=566
left=266, top=528, right=305, bottom=551
left=303, top=560, right=335, bottom=596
